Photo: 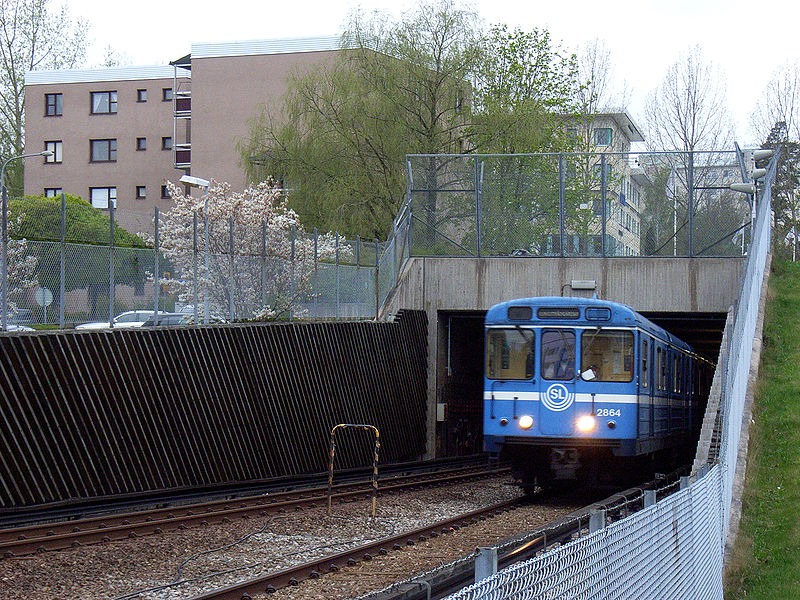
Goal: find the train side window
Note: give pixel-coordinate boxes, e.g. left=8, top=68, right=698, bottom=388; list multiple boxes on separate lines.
left=486, top=329, right=534, bottom=380
left=641, top=338, right=649, bottom=388
left=673, top=354, right=679, bottom=392
left=657, top=347, right=666, bottom=391
left=541, top=329, right=575, bottom=380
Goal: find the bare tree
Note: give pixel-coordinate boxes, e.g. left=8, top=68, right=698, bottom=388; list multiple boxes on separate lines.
left=751, top=61, right=800, bottom=143
left=0, top=0, right=88, bottom=193
left=643, top=46, right=733, bottom=152
left=575, top=38, right=629, bottom=117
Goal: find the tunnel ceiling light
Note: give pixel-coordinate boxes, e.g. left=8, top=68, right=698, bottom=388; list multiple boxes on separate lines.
left=571, top=280, right=597, bottom=290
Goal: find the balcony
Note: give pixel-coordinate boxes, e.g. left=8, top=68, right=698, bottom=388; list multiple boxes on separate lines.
left=174, top=143, right=191, bottom=169
left=175, top=91, right=191, bottom=118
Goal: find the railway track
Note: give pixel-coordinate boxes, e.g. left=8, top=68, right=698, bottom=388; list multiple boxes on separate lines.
left=0, top=463, right=509, bottom=558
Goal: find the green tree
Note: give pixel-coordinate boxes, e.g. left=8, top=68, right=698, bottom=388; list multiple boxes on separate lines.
left=0, top=0, right=88, bottom=195
left=9, top=194, right=148, bottom=317
left=762, top=121, right=800, bottom=259
left=241, top=0, right=483, bottom=240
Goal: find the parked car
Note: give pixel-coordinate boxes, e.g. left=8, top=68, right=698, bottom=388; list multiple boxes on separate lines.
left=141, top=313, right=192, bottom=327
left=2, top=324, right=34, bottom=332
left=76, top=310, right=166, bottom=330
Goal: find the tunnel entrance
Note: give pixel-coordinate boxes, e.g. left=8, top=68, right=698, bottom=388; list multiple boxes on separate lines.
left=435, top=309, right=727, bottom=458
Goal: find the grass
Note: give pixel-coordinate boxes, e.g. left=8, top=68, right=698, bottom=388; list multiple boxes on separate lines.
left=726, top=258, right=800, bottom=599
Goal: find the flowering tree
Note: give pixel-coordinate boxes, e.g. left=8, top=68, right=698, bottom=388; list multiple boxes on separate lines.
left=6, top=213, right=38, bottom=313
left=157, top=179, right=345, bottom=320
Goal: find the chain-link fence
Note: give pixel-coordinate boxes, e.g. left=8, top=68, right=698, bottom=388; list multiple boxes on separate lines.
left=408, top=151, right=751, bottom=259
left=439, top=150, right=776, bottom=600
left=0, top=198, right=398, bottom=329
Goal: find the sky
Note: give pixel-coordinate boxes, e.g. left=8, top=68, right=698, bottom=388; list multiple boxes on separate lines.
left=68, top=0, right=799, bottom=146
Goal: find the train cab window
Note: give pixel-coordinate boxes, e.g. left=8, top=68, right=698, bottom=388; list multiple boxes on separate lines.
left=580, top=329, right=634, bottom=382
left=486, top=329, right=534, bottom=380
left=541, top=330, right=575, bottom=380
left=641, top=338, right=649, bottom=387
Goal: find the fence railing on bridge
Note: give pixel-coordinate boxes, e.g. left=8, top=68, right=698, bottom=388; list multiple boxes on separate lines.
left=405, top=150, right=753, bottom=259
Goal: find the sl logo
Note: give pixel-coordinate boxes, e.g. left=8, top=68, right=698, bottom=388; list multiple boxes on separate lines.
left=542, top=383, right=574, bottom=412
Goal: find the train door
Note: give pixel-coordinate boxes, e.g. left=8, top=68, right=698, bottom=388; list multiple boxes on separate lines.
left=538, top=328, right=577, bottom=435
left=639, top=335, right=653, bottom=438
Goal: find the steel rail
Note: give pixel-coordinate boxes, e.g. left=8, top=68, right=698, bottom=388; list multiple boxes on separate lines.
left=0, top=465, right=510, bottom=558
left=183, top=498, right=522, bottom=600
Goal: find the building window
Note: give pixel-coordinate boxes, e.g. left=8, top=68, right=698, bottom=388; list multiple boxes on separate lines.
left=91, top=91, right=117, bottom=114
left=161, top=185, right=170, bottom=199
left=44, top=141, right=62, bottom=163
left=90, top=187, right=116, bottom=209
left=136, top=185, right=146, bottom=199
left=137, top=89, right=147, bottom=102
left=136, top=137, right=147, bottom=151
left=45, top=93, right=63, bottom=116
left=44, top=188, right=62, bottom=198
left=90, top=139, right=117, bottom=162
left=161, top=136, right=172, bottom=150
left=162, top=88, right=173, bottom=101
left=594, top=127, right=613, bottom=146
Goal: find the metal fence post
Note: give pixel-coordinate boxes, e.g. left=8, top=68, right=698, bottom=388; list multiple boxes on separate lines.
left=59, top=193, right=65, bottom=328
left=108, top=199, right=115, bottom=327
left=688, top=151, right=695, bottom=257
left=589, top=509, right=606, bottom=533
left=406, top=158, right=414, bottom=257
left=313, top=228, right=318, bottom=320
left=374, top=238, right=379, bottom=319
left=644, top=490, right=657, bottom=508
left=193, top=211, right=198, bottom=323
left=153, top=206, right=159, bottom=317
left=261, top=220, right=266, bottom=311
left=335, top=232, right=340, bottom=320
left=559, top=153, right=565, bottom=257
left=204, top=206, right=210, bottom=325
left=356, top=235, right=361, bottom=316
left=475, top=547, right=498, bottom=582
left=1, top=186, right=7, bottom=331
left=601, top=153, right=607, bottom=257
left=228, top=214, right=234, bottom=322
left=475, top=157, right=481, bottom=257
left=290, top=223, right=295, bottom=322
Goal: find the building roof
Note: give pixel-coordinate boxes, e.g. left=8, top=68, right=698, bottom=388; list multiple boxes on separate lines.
left=603, top=112, right=645, bottom=143
left=25, top=65, right=190, bottom=85
left=191, top=35, right=343, bottom=59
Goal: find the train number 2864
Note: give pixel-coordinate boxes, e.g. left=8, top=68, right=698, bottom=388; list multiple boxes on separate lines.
left=596, top=408, right=622, bottom=417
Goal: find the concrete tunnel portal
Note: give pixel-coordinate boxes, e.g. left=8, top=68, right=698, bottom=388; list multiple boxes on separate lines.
left=435, top=309, right=727, bottom=458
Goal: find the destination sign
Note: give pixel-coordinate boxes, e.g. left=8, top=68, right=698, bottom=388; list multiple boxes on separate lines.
left=537, top=307, right=580, bottom=319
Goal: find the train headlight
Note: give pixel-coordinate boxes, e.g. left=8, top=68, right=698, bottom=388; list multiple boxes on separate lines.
left=519, top=415, right=534, bottom=430
left=576, top=415, right=596, bottom=432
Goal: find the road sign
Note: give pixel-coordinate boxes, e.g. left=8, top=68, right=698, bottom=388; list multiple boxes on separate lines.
left=35, top=287, right=53, bottom=307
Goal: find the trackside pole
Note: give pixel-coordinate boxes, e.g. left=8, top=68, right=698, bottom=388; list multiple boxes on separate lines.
left=327, top=423, right=380, bottom=518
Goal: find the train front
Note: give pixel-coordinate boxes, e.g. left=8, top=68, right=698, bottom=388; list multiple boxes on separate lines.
left=483, top=297, right=638, bottom=489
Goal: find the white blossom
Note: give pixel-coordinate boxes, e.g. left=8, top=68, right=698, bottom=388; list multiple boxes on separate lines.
left=153, top=179, right=347, bottom=320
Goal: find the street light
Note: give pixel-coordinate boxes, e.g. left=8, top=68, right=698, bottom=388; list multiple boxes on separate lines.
left=1, top=150, right=54, bottom=331
left=180, top=174, right=211, bottom=324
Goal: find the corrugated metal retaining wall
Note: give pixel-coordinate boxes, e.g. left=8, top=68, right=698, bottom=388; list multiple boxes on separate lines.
left=0, top=311, right=427, bottom=510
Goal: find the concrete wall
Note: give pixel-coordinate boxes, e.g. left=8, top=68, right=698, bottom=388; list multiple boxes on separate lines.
left=381, top=256, right=744, bottom=457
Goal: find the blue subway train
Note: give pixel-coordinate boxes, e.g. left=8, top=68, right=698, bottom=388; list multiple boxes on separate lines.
left=483, top=297, right=713, bottom=489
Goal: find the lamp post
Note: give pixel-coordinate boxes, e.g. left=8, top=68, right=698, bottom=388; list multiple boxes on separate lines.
left=180, top=174, right=211, bottom=324
left=1, top=150, right=53, bottom=331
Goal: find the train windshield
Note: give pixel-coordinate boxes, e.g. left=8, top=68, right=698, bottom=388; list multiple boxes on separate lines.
left=541, top=330, right=575, bottom=380
left=581, top=330, right=634, bottom=382
left=485, top=328, right=534, bottom=380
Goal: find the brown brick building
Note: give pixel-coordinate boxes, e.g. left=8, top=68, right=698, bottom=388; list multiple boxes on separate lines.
left=24, top=36, right=343, bottom=233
